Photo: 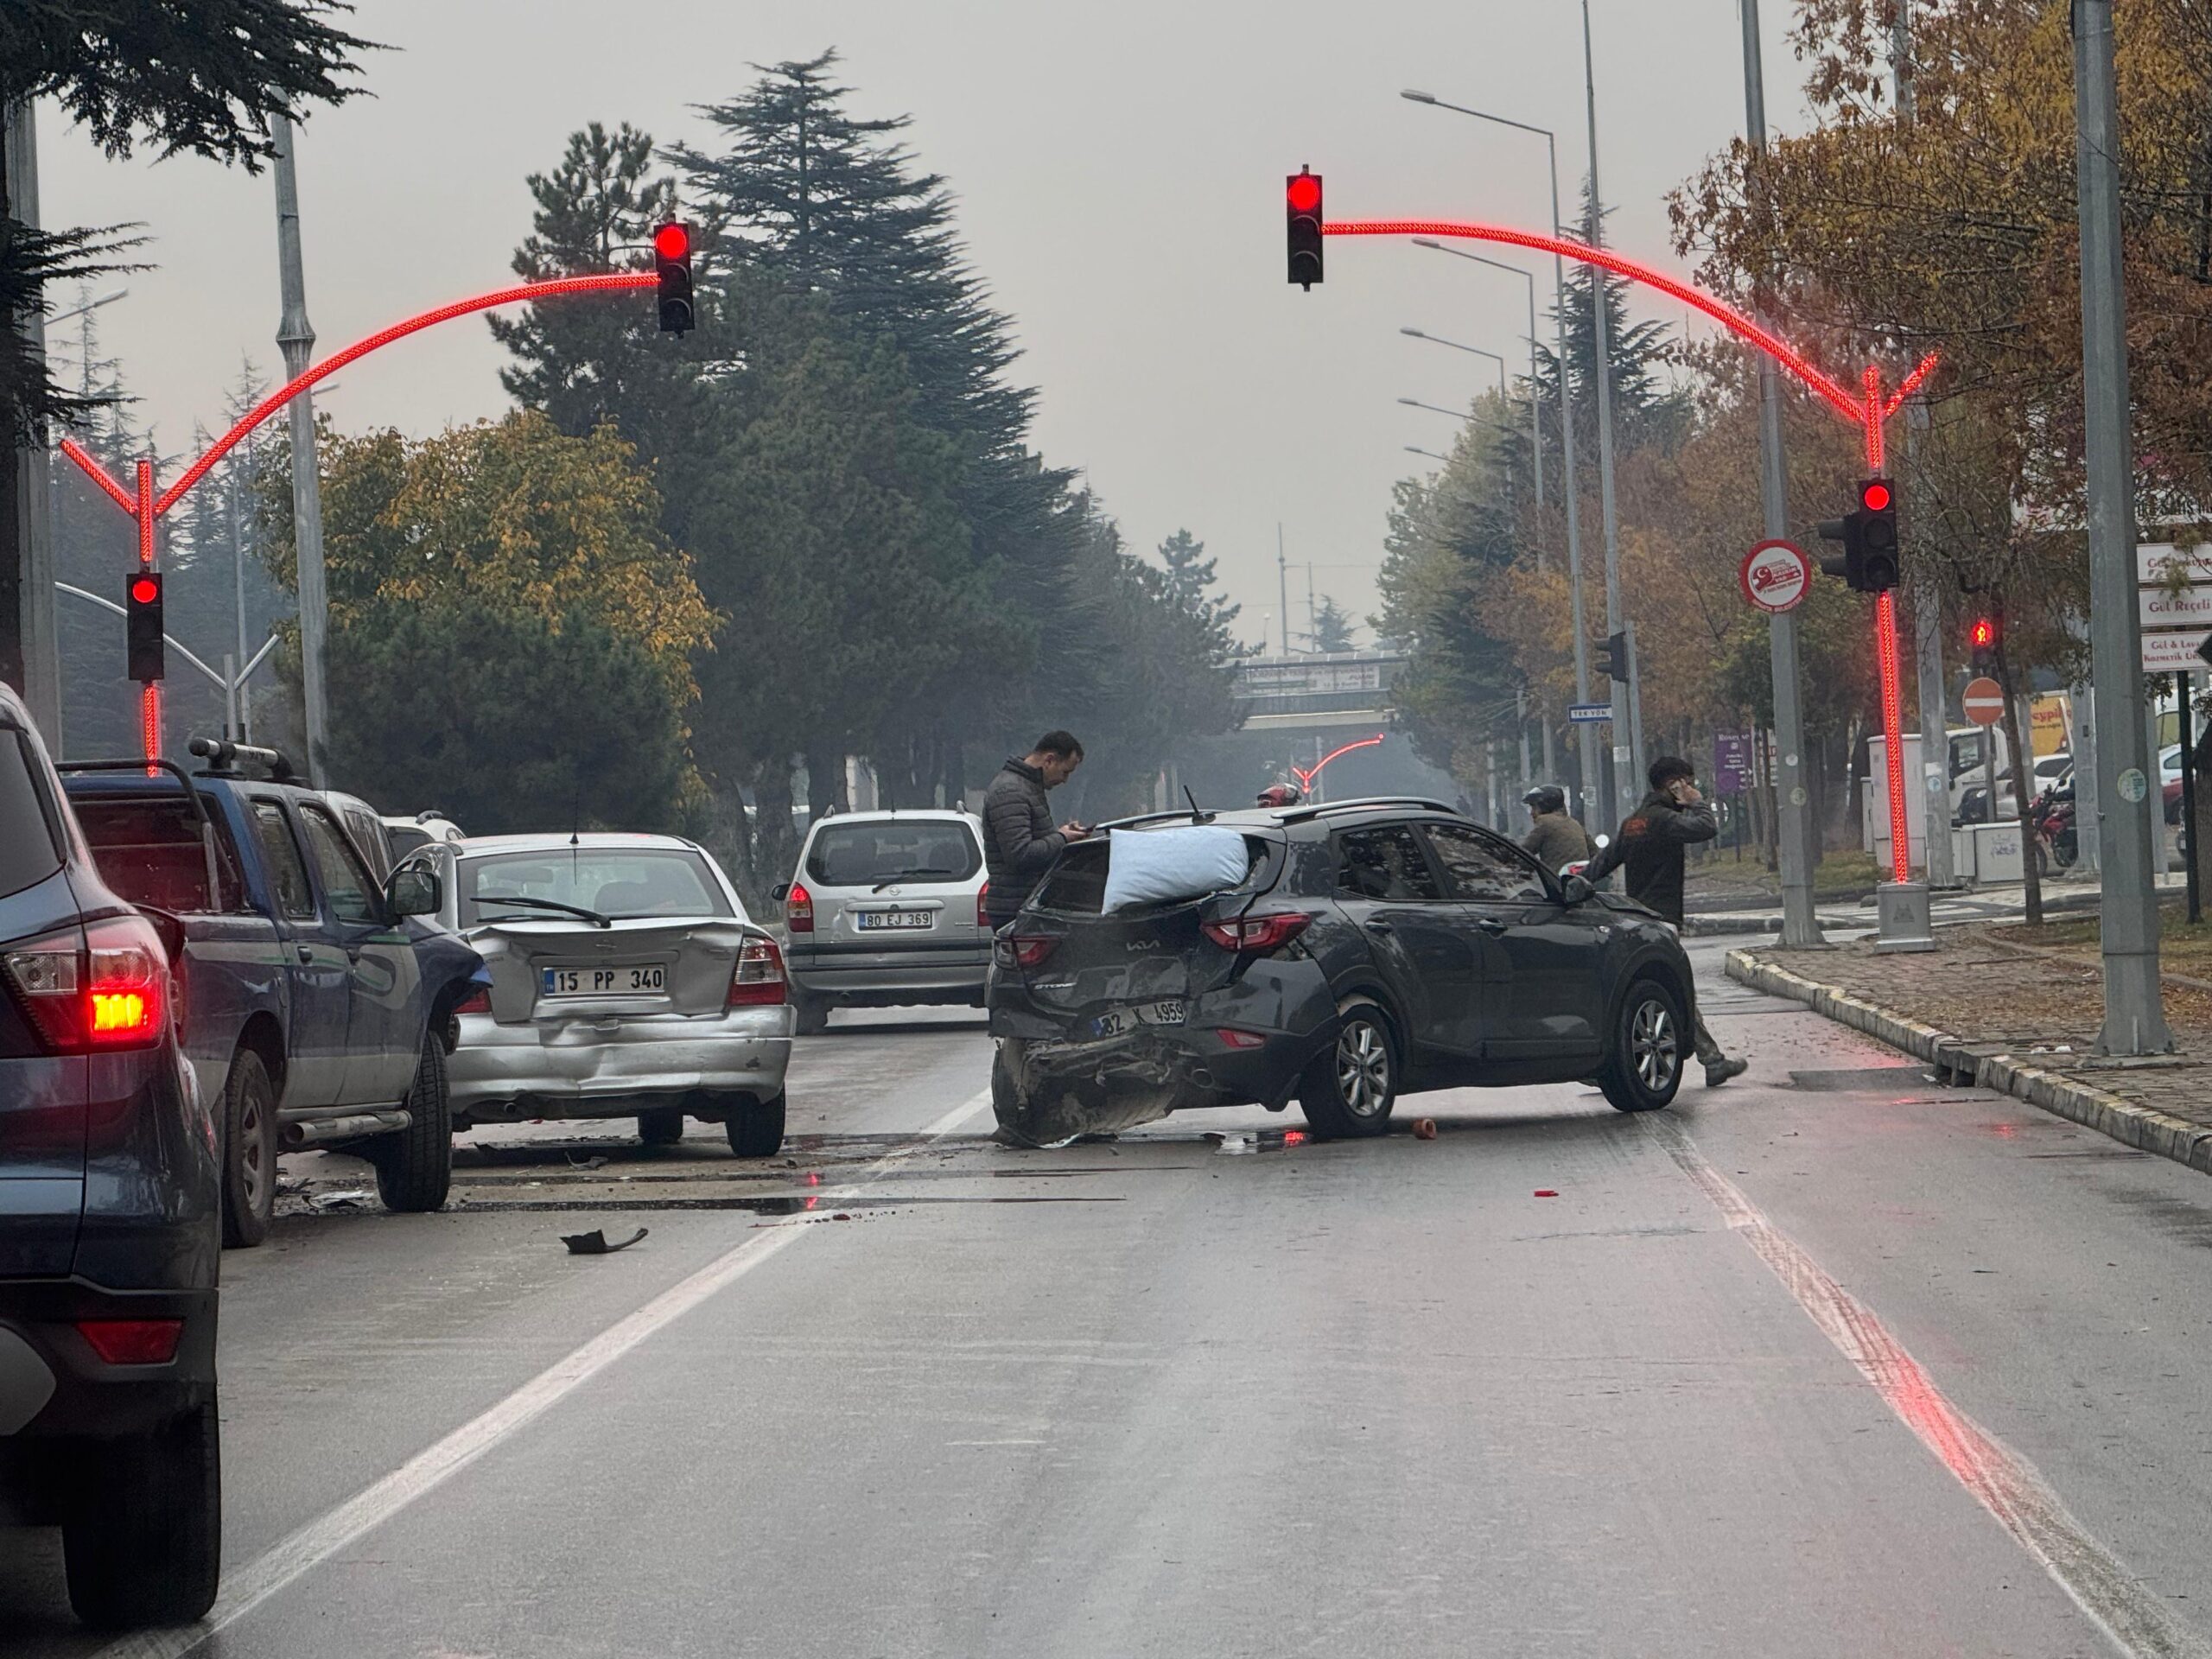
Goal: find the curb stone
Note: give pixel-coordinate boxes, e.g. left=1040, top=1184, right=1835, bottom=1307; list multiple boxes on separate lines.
left=1722, top=948, right=2212, bottom=1180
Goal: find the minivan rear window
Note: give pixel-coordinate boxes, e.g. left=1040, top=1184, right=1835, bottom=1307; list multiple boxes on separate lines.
left=0, top=730, right=63, bottom=900
left=805, top=820, right=981, bottom=888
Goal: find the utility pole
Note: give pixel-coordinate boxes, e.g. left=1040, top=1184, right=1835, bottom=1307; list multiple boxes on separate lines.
left=2073, top=0, right=2172, bottom=1053
left=1742, top=0, right=1824, bottom=946
left=1582, top=2, right=1635, bottom=826
left=3, top=99, right=61, bottom=739
left=272, top=112, right=331, bottom=785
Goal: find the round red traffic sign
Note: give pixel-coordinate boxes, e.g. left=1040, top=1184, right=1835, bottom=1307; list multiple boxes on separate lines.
left=1963, top=676, right=2005, bottom=726
left=1739, top=539, right=1810, bottom=613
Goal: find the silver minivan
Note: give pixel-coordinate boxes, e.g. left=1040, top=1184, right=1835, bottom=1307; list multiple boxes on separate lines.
left=777, top=810, right=990, bottom=1033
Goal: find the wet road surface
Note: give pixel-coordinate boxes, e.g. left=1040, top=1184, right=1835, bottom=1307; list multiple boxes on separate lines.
left=6, top=954, right=2212, bottom=1656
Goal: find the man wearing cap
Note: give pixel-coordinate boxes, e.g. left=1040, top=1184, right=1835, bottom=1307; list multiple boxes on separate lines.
left=1520, top=785, right=1593, bottom=872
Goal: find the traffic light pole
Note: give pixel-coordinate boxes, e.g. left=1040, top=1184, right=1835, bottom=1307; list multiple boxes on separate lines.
left=1583, top=2, right=1636, bottom=829
left=1741, top=0, right=1824, bottom=947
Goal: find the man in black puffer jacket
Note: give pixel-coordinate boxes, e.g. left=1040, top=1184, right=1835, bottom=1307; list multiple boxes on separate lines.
left=982, top=731, right=1089, bottom=930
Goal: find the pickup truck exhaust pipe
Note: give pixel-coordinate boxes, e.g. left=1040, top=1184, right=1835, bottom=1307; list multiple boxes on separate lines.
left=282, top=1109, right=412, bottom=1149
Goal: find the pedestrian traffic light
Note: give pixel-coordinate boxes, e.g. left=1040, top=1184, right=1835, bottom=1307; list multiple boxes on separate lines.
left=1857, top=477, right=1899, bottom=591
left=1596, top=630, right=1629, bottom=682
left=125, top=572, right=163, bottom=683
left=1286, top=168, right=1324, bottom=289
left=653, top=222, right=694, bottom=334
left=1969, top=615, right=1998, bottom=675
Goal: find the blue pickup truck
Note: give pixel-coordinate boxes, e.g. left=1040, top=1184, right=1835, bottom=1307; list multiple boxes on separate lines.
left=59, top=742, right=485, bottom=1245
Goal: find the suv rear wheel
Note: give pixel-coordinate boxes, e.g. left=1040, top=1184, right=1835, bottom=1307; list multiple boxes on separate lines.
left=220, top=1047, right=277, bottom=1248
left=1300, top=998, right=1399, bottom=1139
left=369, top=1031, right=453, bottom=1211
left=64, top=1397, right=221, bottom=1628
left=1597, top=975, right=1686, bottom=1113
left=724, top=1090, right=786, bottom=1158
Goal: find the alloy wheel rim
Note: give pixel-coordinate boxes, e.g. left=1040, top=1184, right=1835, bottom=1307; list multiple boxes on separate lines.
left=1336, top=1020, right=1390, bottom=1116
left=1630, top=999, right=1679, bottom=1092
left=240, top=1089, right=268, bottom=1210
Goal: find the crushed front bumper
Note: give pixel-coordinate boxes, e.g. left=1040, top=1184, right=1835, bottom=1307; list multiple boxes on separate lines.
left=448, top=1005, right=794, bottom=1120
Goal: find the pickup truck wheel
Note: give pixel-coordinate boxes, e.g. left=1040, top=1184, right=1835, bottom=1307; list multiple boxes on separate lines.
left=637, top=1107, right=685, bottom=1147
left=370, top=1032, right=453, bottom=1213
left=1298, top=999, right=1399, bottom=1140
left=64, top=1396, right=221, bottom=1629
left=221, top=1048, right=277, bottom=1248
left=724, top=1090, right=786, bottom=1158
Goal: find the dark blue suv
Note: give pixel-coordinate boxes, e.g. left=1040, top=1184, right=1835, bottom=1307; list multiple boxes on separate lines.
left=0, top=683, right=221, bottom=1627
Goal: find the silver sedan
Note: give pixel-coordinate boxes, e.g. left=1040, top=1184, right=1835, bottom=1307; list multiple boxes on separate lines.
left=395, top=833, right=793, bottom=1156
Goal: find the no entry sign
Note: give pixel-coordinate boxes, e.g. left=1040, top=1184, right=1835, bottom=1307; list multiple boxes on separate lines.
left=1740, top=539, right=1810, bottom=613
left=1963, top=676, right=2005, bottom=727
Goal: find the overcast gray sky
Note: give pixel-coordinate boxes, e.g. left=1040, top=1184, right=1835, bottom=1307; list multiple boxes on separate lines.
left=39, top=1, right=1809, bottom=646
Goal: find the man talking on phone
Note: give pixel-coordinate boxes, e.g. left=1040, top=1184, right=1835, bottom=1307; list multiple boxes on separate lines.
left=1584, top=755, right=1749, bottom=1085
left=982, top=731, right=1089, bottom=931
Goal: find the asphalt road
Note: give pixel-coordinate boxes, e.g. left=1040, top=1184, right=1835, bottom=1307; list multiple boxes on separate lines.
left=6, top=944, right=2212, bottom=1657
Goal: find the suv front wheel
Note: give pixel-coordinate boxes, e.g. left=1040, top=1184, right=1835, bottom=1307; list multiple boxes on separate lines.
left=1300, top=998, right=1399, bottom=1139
left=1597, top=975, right=1687, bottom=1113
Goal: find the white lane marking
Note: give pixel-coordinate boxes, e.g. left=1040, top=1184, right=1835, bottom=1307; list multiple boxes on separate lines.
left=98, top=1087, right=994, bottom=1659
left=1647, top=1112, right=2212, bottom=1659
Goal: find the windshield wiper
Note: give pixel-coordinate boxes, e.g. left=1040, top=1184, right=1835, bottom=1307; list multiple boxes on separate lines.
left=870, top=868, right=960, bottom=892
left=474, top=895, right=613, bottom=929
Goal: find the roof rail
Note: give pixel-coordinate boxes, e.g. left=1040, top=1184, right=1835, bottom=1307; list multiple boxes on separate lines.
left=1279, top=795, right=1460, bottom=823
left=186, top=735, right=297, bottom=781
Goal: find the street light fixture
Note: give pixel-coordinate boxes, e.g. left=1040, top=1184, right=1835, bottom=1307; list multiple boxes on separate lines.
left=1404, top=445, right=1453, bottom=464
left=1412, top=240, right=1546, bottom=511
left=1400, top=326, right=1509, bottom=403
left=48, top=287, right=128, bottom=328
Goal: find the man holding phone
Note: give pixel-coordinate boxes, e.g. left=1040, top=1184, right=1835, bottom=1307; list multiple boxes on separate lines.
left=982, top=731, right=1089, bottom=931
left=1584, top=755, right=1748, bottom=1085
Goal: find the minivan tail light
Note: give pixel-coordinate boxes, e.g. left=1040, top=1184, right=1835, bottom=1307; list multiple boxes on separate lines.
left=995, top=934, right=1057, bottom=970
left=3, top=915, right=169, bottom=1052
left=730, top=937, right=789, bottom=1007
left=785, top=881, right=814, bottom=934
left=1202, top=912, right=1311, bottom=955
left=455, top=988, right=491, bottom=1016
left=976, top=881, right=990, bottom=930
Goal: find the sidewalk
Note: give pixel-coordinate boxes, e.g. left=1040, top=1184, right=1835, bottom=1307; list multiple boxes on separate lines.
left=1726, top=928, right=2212, bottom=1177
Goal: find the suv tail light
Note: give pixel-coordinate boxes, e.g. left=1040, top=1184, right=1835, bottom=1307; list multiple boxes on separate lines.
left=77, top=1318, right=183, bottom=1365
left=1202, top=912, right=1311, bottom=955
left=729, top=937, right=788, bottom=1007
left=455, top=987, right=491, bottom=1016
left=976, top=882, right=990, bottom=930
left=3, top=914, right=171, bottom=1052
left=993, top=934, right=1057, bottom=970
left=785, top=881, right=814, bottom=934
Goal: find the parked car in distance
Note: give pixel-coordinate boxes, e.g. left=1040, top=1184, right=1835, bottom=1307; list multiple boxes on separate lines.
left=1, top=683, right=223, bottom=1627
left=396, top=833, right=792, bottom=1155
left=61, top=740, right=486, bottom=1243
left=988, top=798, right=1700, bottom=1142
left=778, top=809, right=991, bottom=1034
left=384, top=810, right=466, bottom=861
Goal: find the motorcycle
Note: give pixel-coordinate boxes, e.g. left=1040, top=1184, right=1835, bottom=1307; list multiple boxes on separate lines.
left=2030, top=781, right=2077, bottom=874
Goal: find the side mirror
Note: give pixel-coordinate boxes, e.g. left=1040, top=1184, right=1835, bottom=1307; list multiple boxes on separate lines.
left=1560, top=874, right=1596, bottom=906
left=387, top=866, right=442, bottom=918
left=771, top=882, right=791, bottom=903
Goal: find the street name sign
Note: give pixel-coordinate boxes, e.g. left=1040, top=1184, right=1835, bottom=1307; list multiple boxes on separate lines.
left=1567, top=703, right=1611, bottom=724
left=1739, top=539, right=1810, bottom=614
left=1963, top=676, right=2005, bottom=727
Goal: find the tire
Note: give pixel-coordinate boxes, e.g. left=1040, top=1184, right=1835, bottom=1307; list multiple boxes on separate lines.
left=1298, top=998, right=1399, bottom=1139
left=1597, top=975, right=1687, bottom=1114
left=64, top=1398, right=221, bottom=1629
left=637, top=1107, right=686, bottom=1147
left=725, top=1090, right=786, bottom=1158
left=368, top=1031, right=452, bottom=1213
left=2054, top=830, right=2078, bottom=870
left=219, top=1047, right=276, bottom=1249
left=791, top=994, right=831, bottom=1036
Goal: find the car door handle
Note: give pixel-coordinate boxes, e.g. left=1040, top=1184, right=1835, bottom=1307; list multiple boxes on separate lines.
left=1363, top=918, right=1395, bottom=934
left=1474, top=917, right=1509, bottom=937
left=296, top=945, right=315, bottom=965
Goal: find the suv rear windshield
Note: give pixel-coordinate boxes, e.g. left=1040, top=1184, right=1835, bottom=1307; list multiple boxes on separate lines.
left=460, top=848, right=734, bottom=925
left=0, top=729, right=63, bottom=900
left=1027, top=832, right=1276, bottom=916
left=805, top=820, right=981, bottom=888
left=73, top=794, right=245, bottom=913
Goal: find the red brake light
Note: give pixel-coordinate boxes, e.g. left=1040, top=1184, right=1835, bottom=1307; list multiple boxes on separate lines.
left=455, top=988, right=491, bottom=1016
left=1215, top=1028, right=1268, bottom=1050
left=995, top=935, right=1057, bottom=970
left=3, top=915, right=169, bottom=1052
left=976, top=881, right=990, bottom=930
left=785, top=881, right=813, bottom=934
left=730, top=937, right=788, bottom=1007
left=77, top=1318, right=183, bottom=1365
left=1202, top=912, right=1310, bottom=954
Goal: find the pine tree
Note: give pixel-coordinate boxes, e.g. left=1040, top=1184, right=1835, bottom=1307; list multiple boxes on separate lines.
left=1154, top=529, right=1240, bottom=663
left=1312, top=596, right=1356, bottom=654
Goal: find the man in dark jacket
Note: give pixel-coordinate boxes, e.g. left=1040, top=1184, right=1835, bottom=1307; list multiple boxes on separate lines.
left=1520, top=785, right=1592, bottom=871
left=1585, top=755, right=1747, bottom=1085
left=982, top=731, right=1088, bottom=929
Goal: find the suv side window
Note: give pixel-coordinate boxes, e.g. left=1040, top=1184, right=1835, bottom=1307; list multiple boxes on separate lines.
left=1334, top=824, right=1443, bottom=902
left=297, top=804, right=382, bottom=927
left=1422, top=822, right=1550, bottom=905
left=250, top=800, right=318, bottom=921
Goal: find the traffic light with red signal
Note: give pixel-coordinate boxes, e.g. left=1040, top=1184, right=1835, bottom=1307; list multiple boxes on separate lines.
left=1814, top=478, right=1902, bottom=594
left=1286, top=168, right=1324, bottom=289
left=125, top=572, right=163, bottom=683
left=654, top=222, right=695, bottom=334
left=1969, top=615, right=1998, bottom=676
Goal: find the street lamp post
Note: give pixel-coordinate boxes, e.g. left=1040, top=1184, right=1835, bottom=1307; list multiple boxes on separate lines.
left=1400, top=326, right=1509, bottom=405
left=1413, top=239, right=1545, bottom=512
left=1402, top=88, right=1599, bottom=826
